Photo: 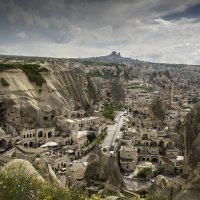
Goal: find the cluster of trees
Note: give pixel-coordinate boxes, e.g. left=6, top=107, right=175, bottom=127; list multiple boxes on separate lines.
left=102, top=104, right=116, bottom=120
left=150, top=98, right=167, bottom=123
left=111, top=79, right=125, bottom=103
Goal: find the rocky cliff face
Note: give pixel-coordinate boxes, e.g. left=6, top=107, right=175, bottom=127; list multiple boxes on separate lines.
left=0, top=64, right=91, bottom=130
left=174, top=102, right=200, bottom=200
left=183, top=102, right=200, bottom=173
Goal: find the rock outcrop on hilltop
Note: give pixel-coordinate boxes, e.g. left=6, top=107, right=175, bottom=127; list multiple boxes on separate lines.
left=85, top=146, right=125, bottom=193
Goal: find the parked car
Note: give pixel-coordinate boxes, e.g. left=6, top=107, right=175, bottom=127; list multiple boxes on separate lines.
left=110, top=145, right=114, bottom=151
left=115, top=137, right=120, bottom=142
left=120, top=126, right=125, bottom=131
left=103, top=146, right=108, bottom=152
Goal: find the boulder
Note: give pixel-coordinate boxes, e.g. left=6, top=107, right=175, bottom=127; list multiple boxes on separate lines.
left=1, top=159, right=45, bottom=183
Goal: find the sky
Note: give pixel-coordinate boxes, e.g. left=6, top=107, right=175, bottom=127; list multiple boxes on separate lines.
left=0, top=0, right=200, bottom=64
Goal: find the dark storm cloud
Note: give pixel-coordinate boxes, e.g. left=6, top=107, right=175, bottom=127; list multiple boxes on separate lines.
left=162, top=3, right=200, bottom=20
left=0, top=0, right=200, bottom=64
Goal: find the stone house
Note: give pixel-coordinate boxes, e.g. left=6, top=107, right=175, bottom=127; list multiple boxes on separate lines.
left=76, top=131, right=89, bottom=148
left=119, top=145, right=138, bottom=172
left=20, top=127, right=55, bottom=148
left=74, top=116, right=103, bottom=131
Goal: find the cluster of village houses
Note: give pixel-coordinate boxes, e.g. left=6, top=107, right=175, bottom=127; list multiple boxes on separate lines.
left=0, top=73, right=199, bottom=181
left=0, top=104, right=104, bottom=174
left=118, top=78, right=199, bottom=175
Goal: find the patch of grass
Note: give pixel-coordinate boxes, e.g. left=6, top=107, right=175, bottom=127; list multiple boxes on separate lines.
left=0, top=63, right=46, bottom=87
left=1, top=78, right=9, bottom=87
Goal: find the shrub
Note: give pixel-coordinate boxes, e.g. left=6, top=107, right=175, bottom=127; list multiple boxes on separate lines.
left=87, top=132, right=96, bottom=143
left=81, top=132, right=107, bottom=155
left=0, top=168, right=100, bottom=200
left=137, top=167, right=152, bottom=178
left=1, top=78, right=9, bottom=86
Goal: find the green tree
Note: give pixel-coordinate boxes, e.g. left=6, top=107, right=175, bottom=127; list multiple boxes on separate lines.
left=87, top=132, right=96, bottom=143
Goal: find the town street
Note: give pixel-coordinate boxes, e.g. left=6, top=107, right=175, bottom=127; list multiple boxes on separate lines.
left=81, top=111, right=126, bottom=162
left=101, top=111, right=125, bottom=152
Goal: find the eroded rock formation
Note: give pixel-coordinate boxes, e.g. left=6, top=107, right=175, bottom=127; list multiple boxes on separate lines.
left=85, top=146, right=125, bottom=191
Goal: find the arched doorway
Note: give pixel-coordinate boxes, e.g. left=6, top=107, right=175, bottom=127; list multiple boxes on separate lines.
left=38, top=131, right=43, bottom=138
left=167, top=142, right=173, bottom=149
left=0, top=139, right=8, bottom=149
left=158, top=140, right=165, bottom=148
left=142, top=134, right=148, bottom=140
left=29, top=142, right=34, bottom=148
left=71, top=114, right=75, bottom=118
left=152, top=157, right=158, bottom=162
left=24, top=143, right=28, bottom=148
left=137, top=149, right=141, bottom=154
left=150, top=141, right=157, bottom=147
left=134, top=110, right=139, bottom=115
left=48, top=132, right=53, bottom=138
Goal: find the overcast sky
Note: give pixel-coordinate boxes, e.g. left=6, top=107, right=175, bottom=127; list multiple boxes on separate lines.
left=0, top=0, right=200, bottom=64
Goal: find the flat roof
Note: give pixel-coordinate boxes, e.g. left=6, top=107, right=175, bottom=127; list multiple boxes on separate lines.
left=77, top=131, right=88, bottom=138
left=65, top=118, right=77, bottom=123
left=74, top=116, right=101, bottom=122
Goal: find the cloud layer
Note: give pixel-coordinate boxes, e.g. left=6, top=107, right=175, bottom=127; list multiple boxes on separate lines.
left=0, top=0, right=200, bottom=64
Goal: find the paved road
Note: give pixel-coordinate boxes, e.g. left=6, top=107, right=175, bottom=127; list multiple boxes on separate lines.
left=101, top=111, right=125, bottom=153
left=81, top=111, right=126, bottom=161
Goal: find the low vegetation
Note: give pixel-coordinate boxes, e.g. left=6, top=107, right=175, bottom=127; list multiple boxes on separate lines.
left=137, top=167, right=152, bottom=178
left=70, top=59, right=126, bottom=67
left=81, top=130, right=107, bottom=155
left=0, top=167, right=170, bottom=200
left=0, top=63, right=46, bottom=87
left=86, top=131, right=96, bottom=143
left=0, top=167, right=101, bottom=200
